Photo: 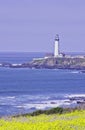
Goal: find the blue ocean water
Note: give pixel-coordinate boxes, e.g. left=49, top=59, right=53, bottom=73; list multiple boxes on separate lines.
left=0, top=52, right=85, bottom=116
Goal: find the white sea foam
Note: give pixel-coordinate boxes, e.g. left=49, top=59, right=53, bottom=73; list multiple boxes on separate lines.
left=0, top=94, right=81, bottom=114
left=6, top=96, right=15, bottom=99
left=16, top=99, right=76, bottom=110
left=12, top=64, right=21, bottom=66
left=0, top=96, right=15, bottom=100
left=71, top=71, right=79, bottom=74
left=21, top=103, right=60, bottom=110
left=68, top=94, right=85, bottom=98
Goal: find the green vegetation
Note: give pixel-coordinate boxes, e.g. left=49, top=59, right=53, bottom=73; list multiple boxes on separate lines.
left=0, top=108, right=85, bottom=130
left=22, top=107, right=64, bottom=116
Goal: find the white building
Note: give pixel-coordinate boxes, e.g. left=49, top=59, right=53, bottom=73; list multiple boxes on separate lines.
left=54, top=34, right=59, bottom=57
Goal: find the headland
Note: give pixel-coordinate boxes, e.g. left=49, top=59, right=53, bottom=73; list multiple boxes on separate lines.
left=1, top=55, right=85, bottom=71
left=0, top=34, right=85, bottom=70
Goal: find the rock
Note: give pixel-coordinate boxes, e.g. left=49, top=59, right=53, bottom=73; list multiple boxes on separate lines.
left=1, top=57, right=85, bottom=70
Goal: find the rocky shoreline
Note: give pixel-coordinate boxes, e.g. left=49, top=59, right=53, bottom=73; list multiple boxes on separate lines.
left=1, top=57, right=85, bottom=70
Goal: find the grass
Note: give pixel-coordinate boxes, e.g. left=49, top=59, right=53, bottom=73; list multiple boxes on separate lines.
left=0, top=108, right=85, bottom=130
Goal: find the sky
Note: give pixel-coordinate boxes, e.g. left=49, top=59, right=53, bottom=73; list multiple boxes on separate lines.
left=0, top=0, right=85, bottom=53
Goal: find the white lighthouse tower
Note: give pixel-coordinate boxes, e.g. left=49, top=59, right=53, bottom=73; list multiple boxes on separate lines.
left=54, top=34, right=59, bottom=57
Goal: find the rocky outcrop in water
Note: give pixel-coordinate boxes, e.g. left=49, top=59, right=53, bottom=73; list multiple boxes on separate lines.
left=1, top=57, right=85, bottom=70
left=21, top=57, right=85, bottom=70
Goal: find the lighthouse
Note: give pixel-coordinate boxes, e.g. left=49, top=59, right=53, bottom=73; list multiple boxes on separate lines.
left=54, top=34, right=59, bottom=57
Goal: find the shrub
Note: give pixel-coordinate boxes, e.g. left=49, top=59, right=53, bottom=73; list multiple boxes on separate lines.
left=45, top=107, right=63, bottom=115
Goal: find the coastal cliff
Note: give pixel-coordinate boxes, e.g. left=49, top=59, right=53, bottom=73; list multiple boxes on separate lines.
left=1, top=57, right=85, bottom=70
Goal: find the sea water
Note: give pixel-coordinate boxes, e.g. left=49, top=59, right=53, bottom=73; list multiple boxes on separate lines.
left=0, top=52, right=85, bottom=116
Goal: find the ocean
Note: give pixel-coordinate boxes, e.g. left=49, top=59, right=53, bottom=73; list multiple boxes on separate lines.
left=0, top=52, right=85, bottom=116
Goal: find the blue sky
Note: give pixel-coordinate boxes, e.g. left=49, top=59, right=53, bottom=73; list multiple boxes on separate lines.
left=0, top=0, right=85, bottom=53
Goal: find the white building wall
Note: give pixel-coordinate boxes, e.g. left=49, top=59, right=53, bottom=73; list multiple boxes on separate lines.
left=54, top=40, right=59, bottom=57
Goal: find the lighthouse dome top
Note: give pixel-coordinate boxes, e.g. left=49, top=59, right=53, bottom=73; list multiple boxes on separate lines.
left=55, top=34, right=59, bottom=41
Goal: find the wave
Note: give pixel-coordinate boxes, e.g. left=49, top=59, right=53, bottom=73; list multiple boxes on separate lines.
left=14, top=99, right=77, bottom=111
left=67, top=94, right=85, bottom=98
left=70, top=71, right=79, bottom=74
left=0, top=93, right=85, bottom=116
